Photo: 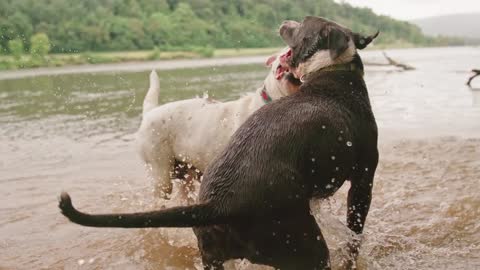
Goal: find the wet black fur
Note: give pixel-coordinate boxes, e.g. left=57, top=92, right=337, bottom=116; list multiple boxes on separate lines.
left=59, top=16, right=378, bottom=270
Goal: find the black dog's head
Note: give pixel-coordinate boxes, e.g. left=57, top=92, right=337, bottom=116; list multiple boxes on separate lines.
left=279, top=16, right=379, bottom=79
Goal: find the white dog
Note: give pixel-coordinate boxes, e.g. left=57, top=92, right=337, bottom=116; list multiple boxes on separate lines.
left=136, top=51, right=300, bottom=198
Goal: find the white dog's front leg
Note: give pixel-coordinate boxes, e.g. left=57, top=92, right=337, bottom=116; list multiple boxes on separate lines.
left=148, top=156, right=174, bottom=199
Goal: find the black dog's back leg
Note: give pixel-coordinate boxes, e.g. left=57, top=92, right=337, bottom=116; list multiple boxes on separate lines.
left=194, top=226, right=227, bottom=270
left=201, top=258, right=224, bottom=270
left=267, top=212, right=331, bottom=270
left=297, top=213, right=331, bottom=270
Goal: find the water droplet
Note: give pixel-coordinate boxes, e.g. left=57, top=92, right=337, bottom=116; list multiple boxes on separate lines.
left=311, top=158, right=316, bottom=162
left=346, top=141, right=353, bottom=147
left=322, top=125, right=326, bottom=129
left=331, top=156, right=336, bottom=160
left=365, top=167, right=369, bottom=171
left=331, top=178, right=336, bottom=183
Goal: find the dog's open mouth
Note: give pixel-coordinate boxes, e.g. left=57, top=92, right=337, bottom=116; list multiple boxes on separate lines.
left=274, top=49, right=291, bottom=80
left=275, top=64, right=288, bottom=80
left=278, top=48, right=298, bottom=79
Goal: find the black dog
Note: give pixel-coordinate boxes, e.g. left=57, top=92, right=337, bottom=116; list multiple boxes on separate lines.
left=59, top=16, right=379, bottom=270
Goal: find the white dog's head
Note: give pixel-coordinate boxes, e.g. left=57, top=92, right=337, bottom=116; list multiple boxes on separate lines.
left=263, top=48, right=302, bottom=99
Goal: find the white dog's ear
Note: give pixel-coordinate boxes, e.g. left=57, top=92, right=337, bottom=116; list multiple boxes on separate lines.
left=265, top=55, right=277, bottom=67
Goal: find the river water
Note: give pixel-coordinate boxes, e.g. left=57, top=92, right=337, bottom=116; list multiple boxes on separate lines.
left=1, top=47, right=479, bottom=269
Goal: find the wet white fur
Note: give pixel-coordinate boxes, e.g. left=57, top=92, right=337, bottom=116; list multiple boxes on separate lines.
left=297, top=40, right=356, bottom=79
left=136, top=53, right=292, bottom=197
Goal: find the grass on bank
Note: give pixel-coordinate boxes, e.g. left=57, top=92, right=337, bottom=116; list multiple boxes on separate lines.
left=0, top=47, right=284, bottom=71
left=0, top=41, right=455, bottom=71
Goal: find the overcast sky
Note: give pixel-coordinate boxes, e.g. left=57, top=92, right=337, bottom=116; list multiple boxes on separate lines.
left=335, top=0, right=480, bottom=20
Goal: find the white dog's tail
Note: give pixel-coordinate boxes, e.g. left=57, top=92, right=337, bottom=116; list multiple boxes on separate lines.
left=143, top=70, right=160, bottom=116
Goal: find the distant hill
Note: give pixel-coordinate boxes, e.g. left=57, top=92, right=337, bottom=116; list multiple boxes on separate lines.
left=413, top=13, right=480, bottom=39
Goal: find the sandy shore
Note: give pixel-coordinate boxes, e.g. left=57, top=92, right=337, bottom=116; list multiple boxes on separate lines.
left=0, top=55, right=270, bottom=80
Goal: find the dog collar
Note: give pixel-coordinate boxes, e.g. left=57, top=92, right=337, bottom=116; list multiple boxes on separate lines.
left=300, top=63, right=364, bottom=83
left=260, top=86, right=273, bottom=103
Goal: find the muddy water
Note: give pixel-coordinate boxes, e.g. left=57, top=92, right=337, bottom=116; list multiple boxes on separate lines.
left=1, top=47, right=479, bottom=269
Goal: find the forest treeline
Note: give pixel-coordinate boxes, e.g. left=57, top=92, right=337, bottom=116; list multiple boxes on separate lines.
left=0, top=0, right=467, bottom=54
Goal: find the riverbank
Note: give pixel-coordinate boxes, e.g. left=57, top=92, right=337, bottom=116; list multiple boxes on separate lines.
left=1, top=45, right=477, bottom=81
left=0, top=42, right=463, bottom=73
left=0, top=55, right=272, bottom=80
left=0, top=47, right=282, bottom=72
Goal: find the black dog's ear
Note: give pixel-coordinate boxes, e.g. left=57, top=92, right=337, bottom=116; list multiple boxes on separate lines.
left=326, top=27, right=350, bottom=59
left=279, top=20, right=300, bottom=47
left=353, top=30, right=380, bottom=50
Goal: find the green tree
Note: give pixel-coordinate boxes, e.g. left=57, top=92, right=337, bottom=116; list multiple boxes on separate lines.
left=30, top=33, right=50, bottom=59
left=0, top=0, right=455, bottom=54
left=145, top=12, right=174, bottom=47
left=139, top=0, right=170, bottom=15
left=8, top=39, right=24, bottom=60
left=166, top=3, right=212, bottom=48
left=0, top=12, right=33, bottom=54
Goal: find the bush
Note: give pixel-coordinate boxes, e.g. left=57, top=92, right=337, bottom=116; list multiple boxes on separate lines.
left=148, top=46, right=161, bottom=60
left=30, top=33, right=51, bottom=60
left=191, top=46, right=214, bottom=58
left=8, top=39, right=24, bottom=60
left=0, top=60, right=14, bottom=70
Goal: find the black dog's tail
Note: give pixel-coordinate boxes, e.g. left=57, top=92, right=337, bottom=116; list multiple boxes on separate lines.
left=59, top=192, right=224, bottom=228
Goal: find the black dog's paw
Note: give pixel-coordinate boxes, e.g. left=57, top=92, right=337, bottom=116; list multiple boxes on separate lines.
left=58, top=192, right=75, bottom=216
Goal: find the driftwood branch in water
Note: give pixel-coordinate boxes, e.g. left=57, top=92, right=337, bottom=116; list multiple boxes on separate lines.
left=467, top=69, right=480, bottom=87
left=364, top=52, right=415, bottom=71
left=382, top=52, right=415, bottom=70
